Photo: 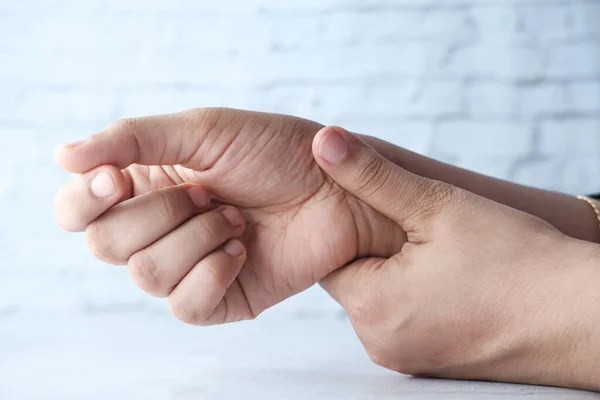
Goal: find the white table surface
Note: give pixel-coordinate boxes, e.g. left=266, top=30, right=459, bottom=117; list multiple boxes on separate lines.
left=1, top=313, right=598, bottom=400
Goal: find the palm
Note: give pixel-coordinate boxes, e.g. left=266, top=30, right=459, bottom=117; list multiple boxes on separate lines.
left=122, top=111, right=402, bottom=320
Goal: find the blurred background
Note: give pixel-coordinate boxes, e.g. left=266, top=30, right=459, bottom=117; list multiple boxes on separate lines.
left=0, top=0, right=599, bottom=320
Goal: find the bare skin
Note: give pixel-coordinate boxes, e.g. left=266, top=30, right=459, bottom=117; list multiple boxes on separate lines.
left=360, top=135, right=600, bottom=244
left=54, top=108, right=600, bottom=391
left=314, top=127, right=600, bottom=392
left=54, top=108, right=405, bottom=325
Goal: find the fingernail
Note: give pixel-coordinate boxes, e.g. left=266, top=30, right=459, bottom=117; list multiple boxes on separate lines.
left=90, top=171, right=116, bottom=198
left=224, top=240, right=244, bottom=257
left=222, top=207, right=244, bottom=227
left=187, top=186, right=211, bottom=208
left=319, top=130, right=348, bottom=165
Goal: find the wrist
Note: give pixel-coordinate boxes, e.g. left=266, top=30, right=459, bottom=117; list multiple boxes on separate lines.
left=484, top=235, right=600, bottom=391
left=563, top=239, right=600, bottom=391
left=540, top=238, right=600, bottom=391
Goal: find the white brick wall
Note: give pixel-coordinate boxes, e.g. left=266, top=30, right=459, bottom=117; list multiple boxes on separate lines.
left=1, top=0, right=599, bottom=318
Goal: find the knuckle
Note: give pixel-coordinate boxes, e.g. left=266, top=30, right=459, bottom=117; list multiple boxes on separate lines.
left=85, top=222, right=123, bottom=264
left=190, top=209, right=238, bottom=244
left=216, top=208, right=243, bottom=231
left=156, top=190, right=186, bottom=225
left=110, top=117, right=137, bottom=132
left=191, top=214, right=219, bottom=244
left=108, top=118, right=145, bottom=162
left=409, top=180, right=466, bottom=223
left=354, top=155, right=391, bottom=201
left=431, top=181, right=465, bottom=209
left=169, top=297, right=208, bottom=326
left=128, top=251, right=167, bottom=297
left=204, top=260, right=230, bottom=289
left=189, top=107, right=225, bottom=136
left=192, top=107, right=223, bottom=123
left=421, top=180, right=455, bottom=212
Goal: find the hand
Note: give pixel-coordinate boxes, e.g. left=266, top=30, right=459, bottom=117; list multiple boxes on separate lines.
left=360, top=135, right=600, bottom=244
left=313, top=126, right=600, bottom=390
left=53, top=108, right=405, bottom=325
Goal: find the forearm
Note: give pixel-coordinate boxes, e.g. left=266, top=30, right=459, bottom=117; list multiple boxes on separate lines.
left=361, top=135, right=600, bottom=243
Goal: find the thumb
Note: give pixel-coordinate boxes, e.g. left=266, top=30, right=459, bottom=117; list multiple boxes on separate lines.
left=54, top=108, right=221, bottom=174
left=312, top=126, right=454, bottom=231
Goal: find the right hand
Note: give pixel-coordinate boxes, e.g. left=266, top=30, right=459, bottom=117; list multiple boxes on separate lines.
left=313, top=126, right=600, bottom=391
left=53, top=108, right=406, bottom=325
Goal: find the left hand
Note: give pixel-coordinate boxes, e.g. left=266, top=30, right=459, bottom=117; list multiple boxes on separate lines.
left=312, top=126, right=600, bottom=390
left=53, top=108, right=404, bottom=325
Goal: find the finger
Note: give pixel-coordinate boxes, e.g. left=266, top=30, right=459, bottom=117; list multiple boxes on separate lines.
left=85, top=184, right=212, bottom=265
left=168, top=239, right=247, bottom=326
left=53, top=108, right=237, bottom=174
left=128, top=206, right=246, bottom=298
left=312, top=126, right=458, bottom=231
left=54, top=165, right=130, bottom=232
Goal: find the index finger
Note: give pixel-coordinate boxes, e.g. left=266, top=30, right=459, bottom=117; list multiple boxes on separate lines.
left=54, top=165, right=130, bottom=232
